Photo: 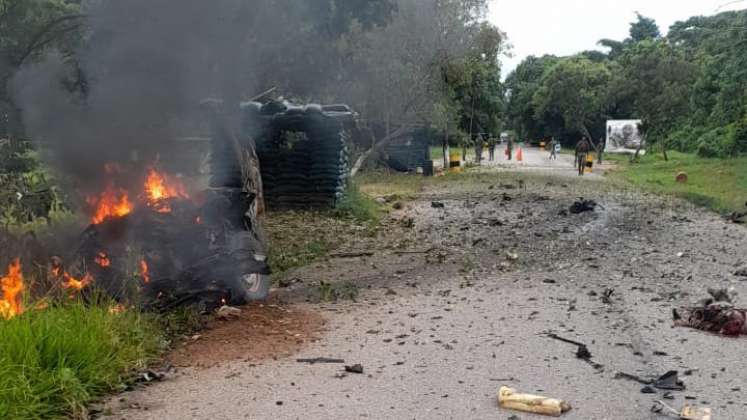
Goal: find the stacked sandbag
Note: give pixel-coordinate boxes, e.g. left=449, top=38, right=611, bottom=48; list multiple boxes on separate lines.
left=243, top=101, right=352, bottom=210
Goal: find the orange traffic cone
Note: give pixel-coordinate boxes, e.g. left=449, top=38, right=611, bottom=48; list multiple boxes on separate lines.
left=516, top=147, right=523, bottom=162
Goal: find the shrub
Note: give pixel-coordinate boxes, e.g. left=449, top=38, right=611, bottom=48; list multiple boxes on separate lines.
left=334, top=183, right=380, bottom=223
left=0, top=301, right=164, bottom=419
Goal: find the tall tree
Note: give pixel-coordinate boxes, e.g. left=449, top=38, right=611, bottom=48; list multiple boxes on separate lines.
left=629, top=12, right=661, bottom=43
left=1, top=0, right=83, bottom=137
left=532, top=57, right=611, bottom=144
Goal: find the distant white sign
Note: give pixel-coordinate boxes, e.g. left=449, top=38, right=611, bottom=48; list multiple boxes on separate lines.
left=606, top=120, right=644, bottom=153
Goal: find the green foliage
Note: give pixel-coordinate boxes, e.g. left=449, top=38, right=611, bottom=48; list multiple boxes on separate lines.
left=0, top=140, right=72, bottom=231
left=505, top=55, right=560, bottom=141
left=0, top=301, right=164, bottom=420
left=334, top=182, right=381, bottom=223
left=508, top=9, right=747, bottom=158
left=629, top=12, right=661, bottom=43
left=318, top=280, right=359, bottom=302
left=532, top=57, right=611, bottom=142
left=450, top=22, right=507, bottom=138
left=265, top=199, right=380, bottom=280
left=617, top=40, right=695, bottom=146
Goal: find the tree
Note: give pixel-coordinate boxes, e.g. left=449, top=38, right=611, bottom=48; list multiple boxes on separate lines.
left=342, top=0, right=499, bottom=169
left=504, top=55, right=559, bottom=141
left=532, top=57, right=612, bottom=145
left=629, top=12, right=661, bottom=43
left=1, top=0, right=83, bottom=137
left=617, top=40, right=695, bottom=159
left=451, top=22, right=507, bottom=140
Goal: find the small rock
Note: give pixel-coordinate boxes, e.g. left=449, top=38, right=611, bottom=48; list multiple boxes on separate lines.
left=542, top=279, right=556, bottom=284
left=431, top=201, right=445, bottom=209
left=344, top=364, right=364, bottom=374
left=641, top=386, right=657, bottom=394
left=375, top=197, right=387, bottom=205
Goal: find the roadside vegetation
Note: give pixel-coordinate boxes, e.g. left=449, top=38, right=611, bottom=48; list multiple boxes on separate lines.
left=0, top=300, right=164, bottom=420
left=606, top=152, right=747, bottom=214
left=507, top=11, right=747, bottom=159
left=266, top=181, right=383, bottom=281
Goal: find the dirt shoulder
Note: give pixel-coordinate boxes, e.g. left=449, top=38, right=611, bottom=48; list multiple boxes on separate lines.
left=106, top=168, right=747, bottom=420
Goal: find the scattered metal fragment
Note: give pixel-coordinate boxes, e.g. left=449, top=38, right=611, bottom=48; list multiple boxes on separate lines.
left=296, top=357, right=345, bottom=364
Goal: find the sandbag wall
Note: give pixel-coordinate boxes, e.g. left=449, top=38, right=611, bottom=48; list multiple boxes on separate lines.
left=242, top=103, right=350, bottom=210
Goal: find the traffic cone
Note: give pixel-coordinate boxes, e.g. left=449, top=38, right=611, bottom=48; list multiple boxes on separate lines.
left=516, top=147, right=523, bottom=162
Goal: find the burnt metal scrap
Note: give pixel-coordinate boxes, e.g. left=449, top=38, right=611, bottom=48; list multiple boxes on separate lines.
left=673, top=288, right=746, bottom=336
left=241, top=100, right=355, bottom=210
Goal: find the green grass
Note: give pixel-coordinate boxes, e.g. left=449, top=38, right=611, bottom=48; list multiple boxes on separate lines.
left=266, top=208, right=379, bottom=281
left=356, top=171, right=426, bottom=199
left=0, top=301, right=164, bottom=420
left=606, top=151, right=747, bottom=213
left=333, top=183, right=381, bottom=223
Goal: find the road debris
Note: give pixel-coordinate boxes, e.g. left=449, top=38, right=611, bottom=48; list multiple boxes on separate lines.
left=569, top=198, right=598, bottom=214
left=431, top=201, right=445, bottom=209
left=329, top=251, right=375, bottom=258
left=498, top=386, right=571, bottom=417
left=216, top=305, right=242, bottom=320
left=653, top=400, right=712, bottom=420
left=654, top=371, right=686, bottom=391
left=673, top=288, right=746, bottom=336
left=344, top=364, right=364, bottom=374
left=727, top=211, right=745, bottom=224
left=735, top=267, right=747, bottom=277
left=546, top=333, right=603, bottom=370
left=296, top=357, right=345, bottom=364
left=680, top=405, right=712, bottom=420
left=614, top=370, right=685, bottom=391
left=601, top=288, right=615, bottom=304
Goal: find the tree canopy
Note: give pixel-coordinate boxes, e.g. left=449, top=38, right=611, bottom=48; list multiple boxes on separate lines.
left=506, top=9, right=747, bottom=157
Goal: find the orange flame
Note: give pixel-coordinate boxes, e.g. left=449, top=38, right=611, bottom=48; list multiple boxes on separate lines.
left=140, top=260, right=150, bottom=283
left=95, top=252, right=111, bottom=268
left=88, top=185, right=133, bottom=224
left=62, top=272, right=93, bottom=290
left=0, top=259, right=24, bottom=319
left=144, top=168, right=188, bottom=213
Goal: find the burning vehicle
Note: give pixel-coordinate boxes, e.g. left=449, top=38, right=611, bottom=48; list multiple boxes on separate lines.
left=0, top=100, right=272, bottom=317
left=74, top=100, right=270, bottom=311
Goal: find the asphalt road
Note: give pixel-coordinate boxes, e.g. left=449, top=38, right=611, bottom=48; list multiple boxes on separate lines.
left=106, top=157, right=747, bottom=420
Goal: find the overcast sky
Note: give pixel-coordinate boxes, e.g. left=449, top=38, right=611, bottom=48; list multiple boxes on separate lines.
left=489, top=0, right=747, bottom=76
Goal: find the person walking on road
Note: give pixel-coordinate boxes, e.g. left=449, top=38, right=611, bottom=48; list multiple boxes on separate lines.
left=488, top=135, right=497, bottom=161
left=575, top=136, right=591, bottom=176
left=506, top=136, right=514, bottom=161
left=474, top=134, right=485, bottom=164
left=548, top=137, right=559, bottom=160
